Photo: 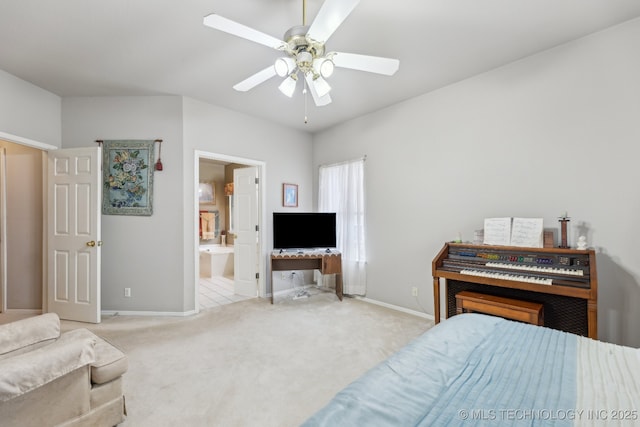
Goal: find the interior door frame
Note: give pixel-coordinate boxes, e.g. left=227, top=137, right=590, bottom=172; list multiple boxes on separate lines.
left=194, top=151, right=266, bottom=311
left=0, top=131, right=58, bottom=314
left=0, top=148, right=6, bottom=313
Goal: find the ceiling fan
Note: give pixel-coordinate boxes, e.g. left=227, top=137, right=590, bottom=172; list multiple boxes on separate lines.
left=203, top=0, right=399, bottom=109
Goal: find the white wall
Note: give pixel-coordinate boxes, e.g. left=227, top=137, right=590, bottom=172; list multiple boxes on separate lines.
left=4, top=92, right=315, bottom=315
left=313, top=18, right=640, bottom=347
left=182, top=97, right=313, bottom=300
left=62, top=96, right=186, bottom=312
left=0, top=70, right=61, bottom=147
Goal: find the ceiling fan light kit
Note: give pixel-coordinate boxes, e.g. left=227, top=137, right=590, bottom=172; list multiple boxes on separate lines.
left=314, top=57, right=335, bottom=78
left=274, top=57, right=296, bottom=77
left=278, top=75, right=298, bottom=98
left=313, top=75, right=331, bottom=98
left=203, top=0, right=399, bottom=122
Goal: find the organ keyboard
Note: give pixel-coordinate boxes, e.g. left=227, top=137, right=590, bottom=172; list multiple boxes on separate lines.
left=460, top=269, right=553, bottom=285
left=432, top=243, right=598, bottom=338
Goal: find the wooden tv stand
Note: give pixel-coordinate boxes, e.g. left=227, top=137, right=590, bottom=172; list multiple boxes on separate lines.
left=270, top=251, right=342, bottom=304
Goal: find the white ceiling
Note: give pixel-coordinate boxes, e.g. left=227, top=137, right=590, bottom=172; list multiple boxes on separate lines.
left=2, top=0, right=640, bottom=133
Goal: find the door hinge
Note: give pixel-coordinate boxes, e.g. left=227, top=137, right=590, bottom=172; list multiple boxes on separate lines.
left=255, top=225, right=259, bottom=232
left=255, top=272, right=259, bottom=279
left=255, top=177, right=259, bottom=184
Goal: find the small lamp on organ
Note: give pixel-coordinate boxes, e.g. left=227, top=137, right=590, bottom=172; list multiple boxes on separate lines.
left=577, top=236, right=587, bottom=250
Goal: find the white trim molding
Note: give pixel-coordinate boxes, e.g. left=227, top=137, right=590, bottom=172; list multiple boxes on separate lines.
left=0, top=131, right=58, bottom=151
left=356, top=296, right=435, bottom=321
left=102, top=310, right=199, bottom=318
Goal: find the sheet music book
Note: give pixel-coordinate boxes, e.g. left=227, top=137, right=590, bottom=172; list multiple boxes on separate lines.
left=483, top=218, right=512, bottom=246
left=510, top=217, right=543, bottom=248
left=483, top=217, right=544, bottom=247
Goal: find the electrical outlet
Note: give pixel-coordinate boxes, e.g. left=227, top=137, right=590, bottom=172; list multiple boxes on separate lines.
left=411, top=286, right=418, bottom=297
left=124, top=288, right=131, bottom=297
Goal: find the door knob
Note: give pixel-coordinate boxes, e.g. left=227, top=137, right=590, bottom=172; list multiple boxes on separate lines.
left=86, top=241, right=96, bottom=247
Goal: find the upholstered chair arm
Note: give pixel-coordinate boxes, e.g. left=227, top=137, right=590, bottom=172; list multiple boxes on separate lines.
left=0, top=332, right=96, bottom=402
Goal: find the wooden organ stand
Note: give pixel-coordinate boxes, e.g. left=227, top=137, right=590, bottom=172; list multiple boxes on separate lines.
left=432, top=243, right=598, bottom=339
left=270, top=251, right=343, bottom=304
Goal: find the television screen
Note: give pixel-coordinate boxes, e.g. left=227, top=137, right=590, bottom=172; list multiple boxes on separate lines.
left=273, top=212, right=337, bottom=250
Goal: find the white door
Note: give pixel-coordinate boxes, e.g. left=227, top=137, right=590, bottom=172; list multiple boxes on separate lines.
left=47, top=147, right=102, bottom=323
left=233, top=166, right=258, bottom=297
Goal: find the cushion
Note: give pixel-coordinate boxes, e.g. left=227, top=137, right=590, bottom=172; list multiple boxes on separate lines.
left=0, top=313, right=60, bottom=357
left=64, top=329, right=128, bottom=384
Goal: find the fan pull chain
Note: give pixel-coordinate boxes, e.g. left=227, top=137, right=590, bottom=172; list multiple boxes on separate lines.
left=303, top=78, right=309, bottom=124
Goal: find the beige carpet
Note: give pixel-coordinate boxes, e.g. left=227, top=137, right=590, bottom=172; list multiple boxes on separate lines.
left=59, top=294, right=433, bottom=427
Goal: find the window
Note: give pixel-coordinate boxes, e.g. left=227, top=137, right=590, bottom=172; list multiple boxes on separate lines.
left=318, top=158, right=366, bottom=295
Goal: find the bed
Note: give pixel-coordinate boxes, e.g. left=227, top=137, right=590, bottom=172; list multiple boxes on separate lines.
left=302, top=313, right=640, bottom=426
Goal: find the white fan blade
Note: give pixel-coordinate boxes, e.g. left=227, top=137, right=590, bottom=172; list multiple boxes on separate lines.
left=307, top=0, right=359, bottom=44
left=203, top=14, right=286, bottom=50
left=233, top=66, right=277, bottom=92
left=304, top=73, right=332, bottom=106
left=332, top=52, right=399, bottom=75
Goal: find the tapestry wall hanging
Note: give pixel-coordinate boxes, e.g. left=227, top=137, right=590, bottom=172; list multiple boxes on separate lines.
left=102, top=140, right=154, bottom=216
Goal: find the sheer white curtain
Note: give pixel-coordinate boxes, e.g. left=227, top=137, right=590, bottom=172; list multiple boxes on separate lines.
left=318, top=158, right=366, bottom=295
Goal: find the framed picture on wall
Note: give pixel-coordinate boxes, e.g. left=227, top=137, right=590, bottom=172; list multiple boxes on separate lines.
left=283, top=183, right=298, bottom=207
left=199, top=181, right=216, bottom=206
left=102, top=139, right=154, bottom=216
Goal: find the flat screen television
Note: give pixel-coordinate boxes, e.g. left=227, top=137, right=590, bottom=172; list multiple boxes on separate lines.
left=273, top=212, right=337, bottom=250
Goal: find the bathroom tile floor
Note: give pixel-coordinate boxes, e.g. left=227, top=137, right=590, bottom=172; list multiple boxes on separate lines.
left=199, top=276, right=254, bottom=310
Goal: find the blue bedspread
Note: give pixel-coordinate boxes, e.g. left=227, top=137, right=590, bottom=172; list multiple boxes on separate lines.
left=302, top=313, right=577, bottom=427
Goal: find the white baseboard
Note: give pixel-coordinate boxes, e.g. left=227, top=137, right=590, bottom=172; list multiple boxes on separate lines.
left=3, top=308, right=42, bottom=315
left=355, top=296, right=435, bottom=322
left=102, top=309, right=198, bottom=317
left=3, top=309, right=199, bottom=319
left=100, top=298, right=437, bottom=323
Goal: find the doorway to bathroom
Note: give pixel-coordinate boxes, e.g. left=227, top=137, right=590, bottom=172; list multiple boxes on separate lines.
left=195, top=151, right=265, bottom=312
